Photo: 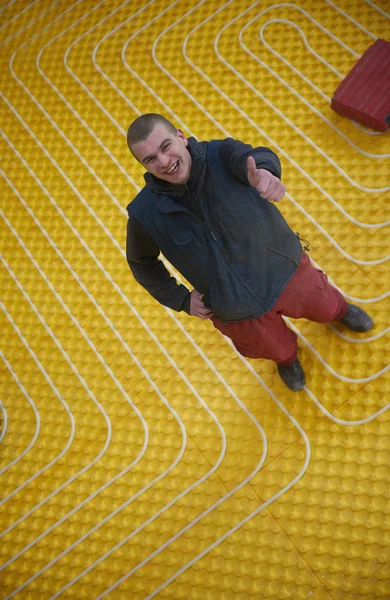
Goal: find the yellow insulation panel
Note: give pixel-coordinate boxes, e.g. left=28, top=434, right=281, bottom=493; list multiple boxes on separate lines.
left=0, top=0, right=389, bottom=599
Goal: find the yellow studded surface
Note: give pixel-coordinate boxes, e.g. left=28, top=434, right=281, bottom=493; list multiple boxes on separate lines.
left=0, top=0, right=389, bottom=598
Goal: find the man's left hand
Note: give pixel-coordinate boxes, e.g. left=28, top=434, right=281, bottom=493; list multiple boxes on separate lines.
left=247, top=156, right=286, bottom=202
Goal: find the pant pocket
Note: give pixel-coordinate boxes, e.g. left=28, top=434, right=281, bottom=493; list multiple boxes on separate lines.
left=316, top=270, right=329, bottom=299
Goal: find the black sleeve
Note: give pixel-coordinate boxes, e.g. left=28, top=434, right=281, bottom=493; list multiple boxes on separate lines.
left=219, top=138, right=282, bottom=185
left=126, top=215, right=191, bottom=314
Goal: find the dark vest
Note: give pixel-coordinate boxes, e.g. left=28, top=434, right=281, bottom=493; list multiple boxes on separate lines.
left=128, top=139, right=302, bottom=321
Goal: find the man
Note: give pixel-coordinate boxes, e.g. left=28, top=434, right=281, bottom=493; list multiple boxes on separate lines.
left=126, top=113, right=373, bottom=391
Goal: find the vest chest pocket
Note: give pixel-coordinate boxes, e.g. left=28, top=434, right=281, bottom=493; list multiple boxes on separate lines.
left=170, top=227, right=207, bottom=264
left=218, top=203, right=260, bottom=241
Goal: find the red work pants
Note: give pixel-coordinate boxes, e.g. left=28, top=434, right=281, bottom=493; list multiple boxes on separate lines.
left=212, top=252, right=348, bottom=366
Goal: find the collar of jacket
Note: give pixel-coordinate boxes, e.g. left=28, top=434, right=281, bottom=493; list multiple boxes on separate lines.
left=143, top=137, right=207, bottom=203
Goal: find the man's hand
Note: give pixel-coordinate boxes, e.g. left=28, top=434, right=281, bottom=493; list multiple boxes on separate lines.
left=247, top=156, right=286, bottom=202
left=190, top=290, right=214, bottom=319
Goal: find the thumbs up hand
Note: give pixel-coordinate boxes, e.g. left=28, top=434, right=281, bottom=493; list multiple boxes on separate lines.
left=247, top=156, right=286, bottom=202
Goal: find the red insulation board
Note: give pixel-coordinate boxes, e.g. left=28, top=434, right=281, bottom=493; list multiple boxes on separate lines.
left=331, top=39, right=390, bottom=131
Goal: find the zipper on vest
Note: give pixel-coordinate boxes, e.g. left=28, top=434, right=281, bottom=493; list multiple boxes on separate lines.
left=184, top=184, right=217, bottom=241
left=208, top=226, right=218, bottom=241
left=219, top=220, right=228, bottom=232
left=266, top=246, right=299, bottom=267
left=218, top=318, right=229, bottom=326
left=202, top=220, right=217, bottom=241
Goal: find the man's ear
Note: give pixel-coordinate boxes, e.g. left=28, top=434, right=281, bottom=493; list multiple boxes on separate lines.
left=177, top=129, right=188, bottom=147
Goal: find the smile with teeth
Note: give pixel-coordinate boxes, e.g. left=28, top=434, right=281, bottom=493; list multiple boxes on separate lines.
left=165, top=160, right=179, bottom=174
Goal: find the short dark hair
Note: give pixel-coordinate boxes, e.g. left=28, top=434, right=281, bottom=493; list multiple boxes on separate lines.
left=127, top=114, right=177, bottom=160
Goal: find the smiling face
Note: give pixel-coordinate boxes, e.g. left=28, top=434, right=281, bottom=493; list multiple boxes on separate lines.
left=131, top=124, right=192, bottom=185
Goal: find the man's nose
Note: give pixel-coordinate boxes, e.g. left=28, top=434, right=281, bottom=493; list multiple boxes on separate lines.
left=158, top=153, right=170, bottom=169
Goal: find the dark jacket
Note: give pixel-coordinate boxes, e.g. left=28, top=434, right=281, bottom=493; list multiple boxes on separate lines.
left=126, top=137, right=302, bottom=322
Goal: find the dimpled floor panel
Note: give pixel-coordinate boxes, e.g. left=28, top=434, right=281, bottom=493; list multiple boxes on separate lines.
left=0, top=0, right=389, bottom=599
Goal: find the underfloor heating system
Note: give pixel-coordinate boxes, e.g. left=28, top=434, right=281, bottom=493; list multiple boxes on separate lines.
left=0, top=0, right=389, bottom=599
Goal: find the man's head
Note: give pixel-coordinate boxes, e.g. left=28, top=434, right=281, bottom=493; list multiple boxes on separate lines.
left=127, top=114, right=192, bottom=184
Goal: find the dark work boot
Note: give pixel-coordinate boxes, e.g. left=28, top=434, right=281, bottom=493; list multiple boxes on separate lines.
left=277, top=358, right=305, bottom=392
left=339, top=304, right=373, bottom=332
